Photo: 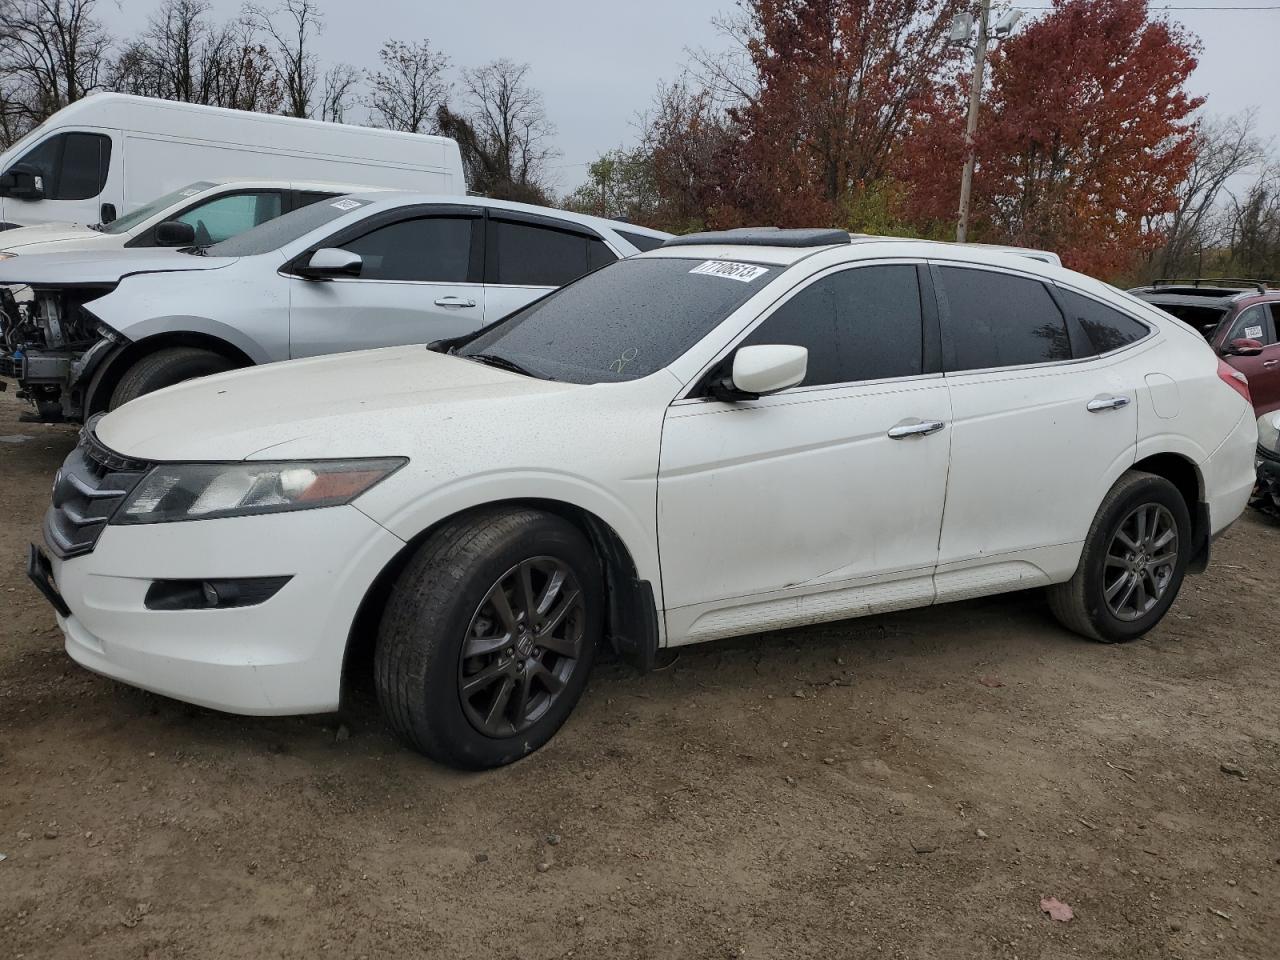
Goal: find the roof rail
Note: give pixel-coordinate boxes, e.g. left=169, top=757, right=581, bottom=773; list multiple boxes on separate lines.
left=1151, top=277, right=1272, bottom=294
left=662, top=227, right=851, bottom=249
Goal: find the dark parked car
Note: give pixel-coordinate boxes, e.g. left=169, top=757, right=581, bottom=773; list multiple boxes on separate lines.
left=1129, top=279, right=1280, bottom=416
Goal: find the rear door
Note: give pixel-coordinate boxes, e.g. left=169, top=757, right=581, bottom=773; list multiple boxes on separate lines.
left=482, top=215, right=618, bottom=322
left=931, top=265, right=1141, bottom=596
left=286, top=206, right=487, bottom=358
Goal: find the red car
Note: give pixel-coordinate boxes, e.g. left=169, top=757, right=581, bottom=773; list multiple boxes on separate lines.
left=1129, top=279, right=1280, bottom=415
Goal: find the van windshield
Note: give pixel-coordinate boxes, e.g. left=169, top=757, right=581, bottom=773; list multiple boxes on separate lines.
left=202, top=196, right=374, bottom=257
left=103, top=182, right=216, bottom=234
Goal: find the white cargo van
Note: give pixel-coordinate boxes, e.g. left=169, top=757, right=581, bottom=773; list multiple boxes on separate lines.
left=0, top=93, right=466, bottom=229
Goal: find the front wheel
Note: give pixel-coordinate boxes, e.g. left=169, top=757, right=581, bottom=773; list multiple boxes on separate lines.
left=374, top=508, right=602, bottom=769
left=1048, top=470, right=1191, bottom=643
left=109, top=347, right=236, bottom=409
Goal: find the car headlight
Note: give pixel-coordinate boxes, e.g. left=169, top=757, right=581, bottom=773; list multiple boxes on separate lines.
left=112, top=458, right=406, bottom=524
left=1260, top=412, right=1280, bottom=454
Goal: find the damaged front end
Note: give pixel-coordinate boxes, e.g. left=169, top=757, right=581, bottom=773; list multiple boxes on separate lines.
left=0, top=281, right=120, bottom=422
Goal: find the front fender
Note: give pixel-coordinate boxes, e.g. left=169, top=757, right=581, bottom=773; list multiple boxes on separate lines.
left=357, top=469, right=664, bottom=613
left=85, top=270, right=286, bottom=365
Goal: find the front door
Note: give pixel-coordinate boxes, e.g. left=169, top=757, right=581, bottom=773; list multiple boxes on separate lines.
left=1221, top=303, right=1280, bottom=415
left=0, top=129, right=117, bottom=227
left=287, top=211, right=487, bottom=358
left=658, top=262, right=952, bottom=645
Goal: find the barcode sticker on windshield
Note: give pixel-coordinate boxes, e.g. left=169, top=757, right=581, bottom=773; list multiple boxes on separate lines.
left=330, top=198, right=365, bottom=211
left=689, top=260, right=769, bottom=283
left=1245, top=324, right=1264, bottom=340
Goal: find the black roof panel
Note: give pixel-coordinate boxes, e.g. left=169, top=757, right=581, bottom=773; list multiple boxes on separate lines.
left=662, top=227, right=851, bottom=249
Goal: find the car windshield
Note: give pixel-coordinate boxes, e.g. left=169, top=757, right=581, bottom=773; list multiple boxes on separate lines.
left=102, top=181, right=217, bottom=234
left=202, top=196, right=374, bottom=257
left=458, top=256, right=776, bottom=384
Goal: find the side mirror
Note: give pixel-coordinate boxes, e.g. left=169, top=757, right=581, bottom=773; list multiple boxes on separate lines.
left=712, top=344, right=808, bottom=400
left=1227, top=338, right=1264, bottom=357
left=100, top=202, right=117, bottom=224
left=0, top=163, right=45, bottom=200
left=298, top=247, right=362, bottom=280
left=154, top=220, right=197, bottom=246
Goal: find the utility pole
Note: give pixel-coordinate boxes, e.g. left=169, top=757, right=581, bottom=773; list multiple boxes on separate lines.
left=956, top=0, right=992, bottom=244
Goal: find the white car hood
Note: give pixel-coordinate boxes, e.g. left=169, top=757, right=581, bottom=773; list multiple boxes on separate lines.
left=0, top=249, right=231, bottom=286
left=95, top=345, right=580, bottom=462
left=0, top=222, right=106, bottom=253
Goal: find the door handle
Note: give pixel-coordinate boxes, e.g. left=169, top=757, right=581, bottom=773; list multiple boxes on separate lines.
left=887, top=419, right=946, bottom=439
left=1087, top=395, right=1131, bottom=413
left=433, top=296, right=476, bottom=308
left=1264, top=359, right=1278, bottom=367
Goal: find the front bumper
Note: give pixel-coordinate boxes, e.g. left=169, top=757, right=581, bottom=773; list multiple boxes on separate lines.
left=45, top=505, right=404, bottom=715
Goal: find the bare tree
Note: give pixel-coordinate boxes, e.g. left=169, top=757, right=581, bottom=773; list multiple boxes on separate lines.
left=367, top=39, right=449, bottom=133
left=319, top=61, right=359, bottom=123
left=1149, top=112, right=1268, bottom=278
left=0, top=0, right=112, bottom=140
left=251, top=0, right=322, bottom=118
left=439, top=59, right=558, bottom=200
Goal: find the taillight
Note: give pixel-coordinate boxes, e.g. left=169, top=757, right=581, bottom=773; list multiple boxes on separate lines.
left=1217, top=359, right=1252, bottom=404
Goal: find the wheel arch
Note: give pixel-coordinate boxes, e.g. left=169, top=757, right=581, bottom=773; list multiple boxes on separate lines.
left=1130, top=451, right=1210, bottom=572
left=342, top=498, right=662, bottom=701
left=84, top=330, right=256, bottom=416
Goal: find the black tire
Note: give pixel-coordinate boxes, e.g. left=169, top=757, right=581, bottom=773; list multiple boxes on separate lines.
left=1047, top=470, right=1191, bottom=643
left=374, top=508, right=602, bottom=769
left=109, top=347, right=236, bottom=409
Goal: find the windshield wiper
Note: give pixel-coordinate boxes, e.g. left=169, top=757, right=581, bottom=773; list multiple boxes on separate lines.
left=179, top=244, right=210, bottom=257
left=87, top=222, right=104, bottom=232
left=465, top=353, right=548, bottom=380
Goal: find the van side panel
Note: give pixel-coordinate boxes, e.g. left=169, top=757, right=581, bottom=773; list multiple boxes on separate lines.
left=0, top=94, right=465, bottom=226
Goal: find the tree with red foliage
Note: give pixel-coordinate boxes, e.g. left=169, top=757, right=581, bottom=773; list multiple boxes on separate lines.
left=901, top=0, right=1202, bottom=276
left=717, top=0, right=963, bottom=227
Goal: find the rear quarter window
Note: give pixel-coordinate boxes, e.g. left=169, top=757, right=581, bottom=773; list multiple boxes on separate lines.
left=1057, top=289, right=1150, bottom=355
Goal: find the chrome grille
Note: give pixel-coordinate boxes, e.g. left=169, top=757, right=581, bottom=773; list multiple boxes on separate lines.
left=44, top=415, right=151, bottom=559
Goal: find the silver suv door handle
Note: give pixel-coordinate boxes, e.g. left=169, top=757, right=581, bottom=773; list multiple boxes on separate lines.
left=434, top=296, right=476, bottom=308
left=887, top=419, right=946, bottom=439
left=1087, top=395, right=1131, bottom=413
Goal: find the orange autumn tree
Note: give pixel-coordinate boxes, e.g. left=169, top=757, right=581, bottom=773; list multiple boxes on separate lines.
left=717, top=0, right=964, bottom=227
left=901, top=0, right=1202, bottom=276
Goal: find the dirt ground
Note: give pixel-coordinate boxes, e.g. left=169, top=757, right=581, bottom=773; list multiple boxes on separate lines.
left=1, top=389, right=1277, bottom=960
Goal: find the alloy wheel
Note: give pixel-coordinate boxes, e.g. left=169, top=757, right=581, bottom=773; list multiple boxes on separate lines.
left=458, top=556, right=586, bottom=737
left=1102, top=503, right=1179, bottom=622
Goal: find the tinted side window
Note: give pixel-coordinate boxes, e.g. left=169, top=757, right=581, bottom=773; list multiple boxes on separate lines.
left=939, top=267, right=1070, bottom=370
left=341, top=217, right=472, bottom=282
left=296, top=190, right=338, bottom=208
left=1228, top=305, right=1276, bottom=346
left=588, top=238, right=617, bottom=271
left=56, top=133, right=111, bottom=200
left=493, top=220, right=597, bottom=286
left=741, top=265, right=924, bottom=387
left=617, top=229, right=665, bottom=252
left=1058, top=289, right=1149, bottom=355
left=177, top=191, right=283, bottom=244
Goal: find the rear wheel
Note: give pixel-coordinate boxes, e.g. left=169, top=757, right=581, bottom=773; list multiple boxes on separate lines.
left=374, top=508, right=602, bottom=769
left=1048, top=470, right=1191, bottom=643
left=109, top=347, right=236, bottom=409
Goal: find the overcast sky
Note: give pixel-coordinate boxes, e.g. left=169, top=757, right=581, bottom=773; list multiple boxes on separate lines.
left=100, top=0, right=1280, bottom=193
